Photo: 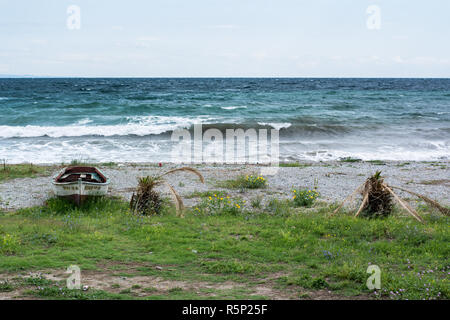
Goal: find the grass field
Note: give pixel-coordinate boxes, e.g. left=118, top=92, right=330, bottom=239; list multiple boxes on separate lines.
left=0, top=163, right=51, bottom=182
left=0, top=195, right=448, bottom=300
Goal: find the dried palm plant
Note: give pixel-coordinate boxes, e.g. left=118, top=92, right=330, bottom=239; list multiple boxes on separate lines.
left=130, top=176, right=163, bottom=216
left=331, top=171, right=427, bottom=223
left=130, top=167, right=204, bottom=217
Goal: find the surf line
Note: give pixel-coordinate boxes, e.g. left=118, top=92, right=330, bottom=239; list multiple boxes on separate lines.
left=182, top=304, right=216, bottom=318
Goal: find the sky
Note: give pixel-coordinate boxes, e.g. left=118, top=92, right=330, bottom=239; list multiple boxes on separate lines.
left=0, top=0, right=449, bottom=77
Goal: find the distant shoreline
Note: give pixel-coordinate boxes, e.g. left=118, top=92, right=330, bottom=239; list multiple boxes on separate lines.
left=2, top=76, right=450, bottom=79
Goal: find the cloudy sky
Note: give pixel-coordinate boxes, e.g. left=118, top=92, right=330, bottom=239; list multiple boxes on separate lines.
left=0, top=0, right=449, bottom=77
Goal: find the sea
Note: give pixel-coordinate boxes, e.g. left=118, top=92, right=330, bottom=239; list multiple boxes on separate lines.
left=0, top=78, right=449, bottom=164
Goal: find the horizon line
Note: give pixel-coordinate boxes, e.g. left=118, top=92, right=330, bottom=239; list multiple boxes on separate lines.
left=1, top=76, right=450, bottom=79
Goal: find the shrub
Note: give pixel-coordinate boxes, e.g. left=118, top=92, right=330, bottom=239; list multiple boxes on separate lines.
left=242, top=174, right=267, bottom=189
left=195, top=193, right=243, bottom=216
left=130, top=176, right=163, bottom=216
left=292, top=188, right=319, bottom=207
left=251, top=196, right=263, bottom=209
left=0, top=233, right=20, bottom=254
left=219, top=174, right=267, bottom=189
left=130, top=167, right=204, bottom=216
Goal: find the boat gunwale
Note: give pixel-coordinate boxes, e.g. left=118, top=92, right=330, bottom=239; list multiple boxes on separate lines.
left=52, top=166, right=110, bottom=186
left=52, top=180, right=110, bottom=186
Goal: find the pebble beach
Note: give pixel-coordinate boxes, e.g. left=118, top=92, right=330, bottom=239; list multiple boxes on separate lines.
left=1, top=161, right=448, bottom=212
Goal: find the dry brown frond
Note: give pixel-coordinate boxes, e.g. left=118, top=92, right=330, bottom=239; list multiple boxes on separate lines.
left=161, top=167, right=205, bottom=183
left=355, top=190, right=370, bottom=217
left=390, top=185, right=449, bottom=216
left=330, top=182, right=365, bottom=217
left=162, top=181, right=185, bottom=217
left=384, top=185, right=424, bottom=223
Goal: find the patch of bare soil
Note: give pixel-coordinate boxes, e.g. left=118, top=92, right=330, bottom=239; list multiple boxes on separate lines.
left=0, top=267, right=372, bottom=300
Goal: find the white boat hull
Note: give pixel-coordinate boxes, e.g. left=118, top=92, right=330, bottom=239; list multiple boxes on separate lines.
left=53, top=181, right=109, bottom=197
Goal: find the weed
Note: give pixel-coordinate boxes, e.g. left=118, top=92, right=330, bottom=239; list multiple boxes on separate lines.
left=195, top=194, right=244, bottom=216
left=0, top=280, right=14, bottom=292
left=265, top=198, right=292, bottom=216
left=185, top=190, right=226, bottom=199
left=0, top=162, right=49, bottom=182
left=339, top=157, right=362, bottom=163
left=292, top=188, right=319, bottom=207
left=279, top=162, right=311, bottom=168
left=0, top=233, right=20, bottom=254
left=218, top=174, right=267, bottom=189
left=251, top=196, right=263, bottom=209
left=367, top=160, right=386, bottom=165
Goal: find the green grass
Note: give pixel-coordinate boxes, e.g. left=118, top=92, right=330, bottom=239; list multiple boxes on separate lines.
left=0, top=163, right=50, bottom=182
left=0, top=196, right=448, bottom=300
left=216, top=174, right=267, bottom=189
left=65, top=159, right=117, bottom=167
left=396, top=162, right=411, bottom=167
left=339, top=157, right=362, bottom=163
left=0, top=161, right=117, bottom=183
left=367, top=160, right=386, bottom=166
left=279, top=162, right=311, bottom=168
left=185, top=190, right=227, bottom=199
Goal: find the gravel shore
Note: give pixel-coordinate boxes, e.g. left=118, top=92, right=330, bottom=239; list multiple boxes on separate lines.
left=0, top=161, right=448, bottom=211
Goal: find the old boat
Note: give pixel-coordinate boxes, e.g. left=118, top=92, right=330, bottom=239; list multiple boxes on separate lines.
left=52, top=167, right=110, bottom=204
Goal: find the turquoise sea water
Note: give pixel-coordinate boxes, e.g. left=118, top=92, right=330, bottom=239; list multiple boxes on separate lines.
left=0, top=78, right=449, bottom=163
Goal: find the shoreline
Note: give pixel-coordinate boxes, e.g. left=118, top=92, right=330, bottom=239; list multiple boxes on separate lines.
left=0, top=160, right=448, bottom=211
left=2, top=159, right=449, bottom=166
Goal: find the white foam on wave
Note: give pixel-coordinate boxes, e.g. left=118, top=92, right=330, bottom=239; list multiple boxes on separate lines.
left=0, top=139, right=164, bottom=164
left=75, top=118, right=93, bottom=125
left=257, top=122, right=292, bottom=130
left=1, top=137, right=449, bottom=164
left=221, top=106, right=247, bottom=110
left=0, top=115, right=217, bottom=138
left=279, top=140, right=450, bottom=162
